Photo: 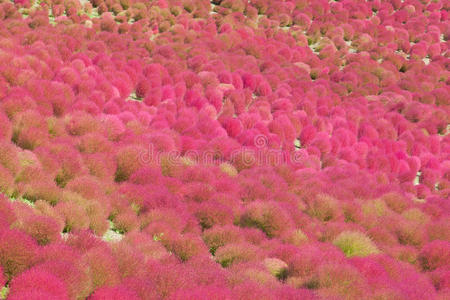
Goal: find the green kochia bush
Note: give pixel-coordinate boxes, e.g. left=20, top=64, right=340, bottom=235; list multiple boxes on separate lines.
left=333, top=231, right=380, bottom=257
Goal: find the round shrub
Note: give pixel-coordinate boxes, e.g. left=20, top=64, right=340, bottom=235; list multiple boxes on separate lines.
left=0, top=141, right=20, bottom=175
left=215, top=242, right=262, bottom=268
left=115, top=145, right=146, bottom=182
left=14, top=214, right=62, bottom=245
left=8, top=268, right=69, bottom=300
left=161, top=232, right=209, bottom=262
left=0, top=165, right=14, bottom=196
left=419, top=240, right=450, bottom=271
left=32, top=259, right=92, bottom=300
left=0, top=112, right=12, bottom=141
left=194, top=201, right=234, bottom=230
left=168, top=285, right=234, bottom=300
left=239, top=201, right=294, bottom=238
left=55, top=199, right=90, bottom=233
left=88, top=285, right=140, bottom=300
left=333, top=231, right=380, bottom=257
left=306, top=193, right=342, bottom=222
left=83, top=247, right=121, bottom=290
left=315, top=262, right=368, bottom=300
left=0, top=228, right=38, bottom=279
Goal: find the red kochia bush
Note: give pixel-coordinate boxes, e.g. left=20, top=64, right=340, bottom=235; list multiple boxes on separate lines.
left=121, top=277, right=160, bottom=300
left=8, top=268, right=70, bottom=300
left=77, top=133, right=113, bottom=154
left=0, top=193, right=16, bottom=226
left=84, top=247, right=121, bottom=290
left=89, top=286, right=140, bottom=300
left=315, top=262, right=368, bottom=300
left=305, top=193, right=342, bottom=222
left=202, top=225, right=245, bottom=255
left=83, top=153, right=117, bottom=180
left=65, top=175, right=105, bottom=201
left=185, top=255, right=229, bottom=287
left=12, top=112, right=49, bottom=151
left=231, top=281, right=274, bottom=300
left=113, top=210, right=140, bottom=233
left=33, top=259, right=92, bottom=300
left=66, top=111, right=100, bottom=136
left=168, top=285, right=234, bottom=300
left=55, top=199, right=90, bottom=233
left=0, top=111, right=12, bottom=141
left=111, top=242, right=147, bottom=280
left=0, top=265, right=5, bottom=288
left=115, top=144, right=146, bottom=182
left=1, top=90, right=37, bottom=120
left=0, top=228, right=38, bottom=279
left=419, top=240, right=450, bottom=271
left=161, top=232, right=209, bottom=262
left=274, top=286, right=317, bottom=300
left=21, top=178, right=62, bottom=205
left=194, top=201, right=234, bottom=229
left=15, top=214, right=62, bottom=245
left=8, top=290, right=66, bottom=300
left=182, top=182, right=215, bottom=203
left=100, top=115, right=125, bottom=141
left=214, top=242, right=263, bottom=268
left=129, top=167, right=163, bottom=185
left=49, top=145, right=87, bottom=188
left=147, top=262, right=197, bottom=299
left=0, top=141, right=20, bottom=175
left=0, top=165, right=14, bottom=196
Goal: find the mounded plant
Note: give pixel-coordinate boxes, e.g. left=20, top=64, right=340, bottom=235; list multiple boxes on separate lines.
left=333, top=230, right=380, bottom=257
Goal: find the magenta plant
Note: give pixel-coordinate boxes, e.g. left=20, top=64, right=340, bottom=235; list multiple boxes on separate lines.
left=0, top=0, right=447, bottom=297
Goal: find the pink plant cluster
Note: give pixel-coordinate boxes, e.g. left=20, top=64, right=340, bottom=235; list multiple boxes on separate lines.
left=0, top=0, right=449, bottom=299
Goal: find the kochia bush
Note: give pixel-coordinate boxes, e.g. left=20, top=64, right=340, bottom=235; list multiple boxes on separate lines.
left=0, top=228, right=38, bottom=279
left=8, top=268, right=70, bottom=300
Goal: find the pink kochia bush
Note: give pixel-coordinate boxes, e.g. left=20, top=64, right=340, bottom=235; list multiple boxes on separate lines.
left=88, top=285, right=140, bottom=300
left=0, top=266, right=5, bottom=288
left=0, top=0, right=448, bottom=298
left=8, top=268, right=70, bottom=300
left=0, top=228, right=38, bottom=279
left=419, top=240, right=450, bottom=271
left=13, top=214, right=62, bottom=245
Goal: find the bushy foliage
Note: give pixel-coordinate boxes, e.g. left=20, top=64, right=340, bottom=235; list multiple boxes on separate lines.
left=88, top=285, right=140, bottom=300
left=0, top=141, right=20, bottom=175
left=32, top=258, right=92, bottom=300
left=419, top=240, right=450, bottom=271
left=333, top=231, right=380, bottom=257
left=0, top=0, right=447, bottom=297
left=13, top=214, right=62, bottom=245
left=8, top=268, right=70, bottom=300
left=55, top=198, right=90, bottom=233
left=239, top=201, right=294, bottom=238
left=168, top=285, right=234, bottom=300
left=0, top=228, right=38, bottom=279
left=115, top=145, right=146, bottom=182
left=215, top=242, right=262, bottom=268
left=83, top=247, right=121, bottom=290
left=0, top=265, right=5, bottom=289
left=315, top=262, right=368, bottom=300
left=202, top=225, right=245, bottom=255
